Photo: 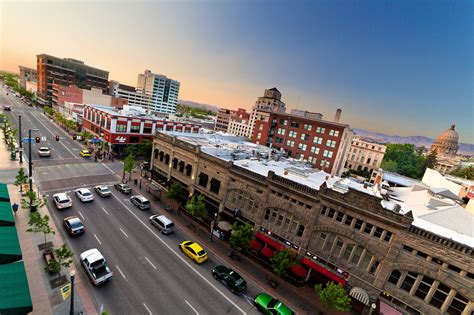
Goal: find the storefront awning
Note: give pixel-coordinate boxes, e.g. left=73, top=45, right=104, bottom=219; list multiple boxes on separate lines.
left=350, top=287, right=370, bottom=306
left=0, top=202, right=15, bottom=227
left=301, top=257, right=347, bottom=286
left=256, top=233, right=285, bottom=250
left=0, top=262, right=33, bottom=314
left=0, top=227, right=22, bottom=264
left=0, top=184, right=10, bottom=202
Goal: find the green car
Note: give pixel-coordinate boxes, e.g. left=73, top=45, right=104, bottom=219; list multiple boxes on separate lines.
left=212, top=265, right=247, bottom=294
left=254, top=293, right=294, bottom=315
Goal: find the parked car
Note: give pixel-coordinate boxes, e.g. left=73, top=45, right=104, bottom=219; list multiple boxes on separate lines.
left=80, top=249, right=113, bottom=286
left=179, top=240, right=208, bottom=264
left=37, top=147, right=51, bottom=157
left=94, top=185, right=111, bottom=197
left=79, top=149, right=92, bottom=157
left=254, top=293, right=294, bottom=315
left=3, top=105, right=11, bottom=111
left=53, top=193, right=72, bottom=209
left=149, top=215, right=175, bottom=234
left=63, top=216, right=85, bottom=236
left=212, top=265, right=247, bottom=294
left=130, top=195, right=150, bottom=210
left=114, top=182, right=131, bottom=194
left=75, top=188, right=94, bottom=202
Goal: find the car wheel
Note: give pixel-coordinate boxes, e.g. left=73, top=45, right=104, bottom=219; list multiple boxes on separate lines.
left=230, top=287, right=236, bottom=294
left=179, top=245, right=182, bottom=251
left=212, top=273, right=218, bottom=280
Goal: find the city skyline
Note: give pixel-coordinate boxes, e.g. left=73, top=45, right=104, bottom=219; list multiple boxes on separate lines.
left=1, top=1, right=472, bottom=143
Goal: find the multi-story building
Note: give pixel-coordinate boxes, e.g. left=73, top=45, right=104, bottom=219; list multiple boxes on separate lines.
left=345, top=136, right=386, bottom=174
left=109, top=80, right=152, bottom=110
left=82, top=105, right=200, bottom=155
left=215, top=108, right=235, bottom=132
left=430, top=125, right=462, bottom=175
left=36, top=54, right=109, bottom=104
left=227, top=108, right=251, bottom=137
left=52, top=84, right=127, bottom=111
left=252, top=109, right=352, bottom=176
left=136, top=70, right=180, bottom=114
left=150, top=132, right=474, bottom=315
left=18, top=66, right=37, bottom=89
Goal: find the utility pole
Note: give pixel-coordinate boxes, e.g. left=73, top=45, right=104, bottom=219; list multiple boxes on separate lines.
left=28, top=129, right=32, bottom=193
left=19, top=115, right=22, bottom=164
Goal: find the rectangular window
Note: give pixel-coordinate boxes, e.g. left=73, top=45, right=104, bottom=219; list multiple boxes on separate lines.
left=447, top=264, right=462, bottom=273
left=429, top=283, right=450, bottom=309
left=313, top=137, right=323, bottom=144
left=359, top=253, right=372, bottom=270
left=374, top=227, right=384, bottom=238
left=333, top=239, right=344, bottom=257
left=143, top=126, right=152, bottom=134
left=300, top=133, right=309, bottom=141
left=116, top=124, right=126, bottom=132
left=369, top=260, right=379, bottom=275
left=264, top=209, right=270, bottom=221
left=321, top=206, right=327, bottom=215
left=342, top=244, right=354, bottom=261
left=277, top=214, right=284, bottom=226
left=256, top=132, right=261, bottom=139
left=310, top=146, right=320, bottom=154
left=290, top=122, right=299, bottom=128
left=400, top=272, right=418, bottom=292
left=416, top=251, right=428, bottom=259
left=280, top=119, right=287, bottom=125
left=384, top=231, right=393, bottom=242
left=323, top=234, right=335, bottom=251
left=323, top=150, right=333, bottom=158
left=298, top=143, right=307, bottom=151
left=286, top=140, right=295, bottom=147
left=283, top=218, right=290, bottom=231
left=316, top=127, right=326, bottom=134
left=209, top=178, right=221, bottom=194
left=327, top=208, right=336, bottom=218
left=388, top=271, right=401, bottom=285
left=198, top=173, right=209, bottom=188
left=275, top=137, right=283, bottom=144
left=350, top=246, right=364, bottom=264
left=288, top=130, right=297, bottom=138
left=130, top=124, right=140, bottom=133
left=308, top=156, right=317, bottom=164
left=326, top=140, right=337, bottom=147
left=329, top=129, right=340, bottom=137
left=297, top=224, right=305, bottom=237
left=336, top=212, right=344, bottom=222
left=364, top=223, right=373, bottom=234
left=414, top=276, right=434, bottom=300
left=303, top=124, right=312, bottom=131
left=403, top=245, right=414, bottom=252
left=446, top=292, right=468, bottom=314
left=277, top=128, right=285, bottom=135
left=354, top=219, right=363, bottom=230
left=317, top=233, right=327, bottom=250
left=344, top=216, right=353, bottom=226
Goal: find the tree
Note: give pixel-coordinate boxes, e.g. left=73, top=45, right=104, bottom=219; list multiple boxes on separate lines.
left=185, top=195, right=208, bottom=218
left=125, top=139, right=153, bottom=160
left=123, top=153, right=136, bottom=181
left=21, top=190, right=47, bottom=212
left=380, top=159, right=398, bottom=173
left=14, top=168, right=28, bottom=193
left=26, top=212, right=55, bottom=245
left=165, top=181, right=184, bottom=206
left=315, top=282, right=351, bottom=313
left=425, top=150, right=438, bottom=170
left=79, top=131, right=93, bottom=142
left=229, top=223, right=253, bottom=252
left=450, top=166, right=474, bottom=180
left=45, top=244, right=74, bottom=278
left=380, top=144, right=426, bottom=179
left=270, top=249, right=295, bottom=278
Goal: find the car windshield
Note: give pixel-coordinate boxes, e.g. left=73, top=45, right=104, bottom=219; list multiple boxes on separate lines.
left=267, top=299, right=278, bottom=308
left=58, top=198, right=70, bottom=204
left=101, top=187, right=110, bottom=192
left=228, top=271, right=243, bottom=283
left=197, top=250, right=206, bottom=256
left=69, top=219, right=83, bottom=229
left=82, top=192, right=92, bottom=196
left=166, top=223, right=174, bottom=228
left=122, top=184, right=130, bottom=189
left=91, top=259, right=106, bottom=271
left=142, top=200, right=150, bottom=205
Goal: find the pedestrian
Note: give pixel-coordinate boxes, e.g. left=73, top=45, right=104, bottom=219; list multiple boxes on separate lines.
left=94, top=155, right=98, bottom=162
left=12, top=203, right=19, bottom=216
left=111, top=155, right=114, bottom=162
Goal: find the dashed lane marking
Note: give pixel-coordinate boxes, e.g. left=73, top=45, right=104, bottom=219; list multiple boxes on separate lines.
left=119, top=228, right=128, bottom=238
left=143, top=303, right=152, bottom=315
left=116, top=265, right=128, bottom=282
left=93, top=233, right=102, bottom=245
left=144, top=256, right=157, bottom=270
left=185, top=300, right=199, bottom=315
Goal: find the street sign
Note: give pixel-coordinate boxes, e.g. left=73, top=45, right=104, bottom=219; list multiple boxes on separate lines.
left=22, top=138, right=32, bottom=143
left=60, top=283, right=71, bottom=300
left=41, top=136, right=47, bottom=141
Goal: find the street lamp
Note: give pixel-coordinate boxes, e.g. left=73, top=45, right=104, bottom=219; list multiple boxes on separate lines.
left=18, top=115, right=23, bottom=164
left=368, top=302, right=377, bottom=315
left=28, top=129, right=39, bottom=194
left=210, top=212, right=218, bottom=242
left=232, top=208, right=240, bottom=224
left=69, top=270, right=76, bottom=315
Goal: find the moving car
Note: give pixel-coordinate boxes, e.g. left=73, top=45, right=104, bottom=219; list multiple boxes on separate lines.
left=80, top=249, right=113, bottom=286
left=79, top=149, right=92, bottom=157
left=212, top=265, right=247, bottom=294
left=75, top=188, right=94, bottom=202
left=37, top=147, right=51, bottom=157
left=149, top=215, right=175, bottom=234
left=130, top=195, right=150, bottom=210
left=94, top=185, right=111, bottom=197
left=53, top=193, right=72, bottom=209
left=3, top=105, right=11, bottom=111
left=63, top=216, right=85, bottom=236
left=114, top=182, right=132, bottom=194
left=179, top=240, right=208, bottom=264
left=254, top=293, right=294, bottom=315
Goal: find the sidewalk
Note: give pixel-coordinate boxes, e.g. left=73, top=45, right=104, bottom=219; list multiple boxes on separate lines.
left=135, top=177, right=355, bottom=315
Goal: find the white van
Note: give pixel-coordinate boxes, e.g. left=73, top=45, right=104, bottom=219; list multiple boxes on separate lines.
left=149, top=215, right=175, bottom=234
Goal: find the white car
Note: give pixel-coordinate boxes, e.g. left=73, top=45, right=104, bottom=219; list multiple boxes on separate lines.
left=38, top=147, right=51, bottom=157
left=94, top=185, right=112, bottom=197
left=75, top=188, right=94, bottom=202
left=53, top=193, right=72, bottom=209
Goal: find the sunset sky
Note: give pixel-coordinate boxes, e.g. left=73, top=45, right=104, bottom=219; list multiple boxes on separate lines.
left=1, top=0, right=472, bottom=143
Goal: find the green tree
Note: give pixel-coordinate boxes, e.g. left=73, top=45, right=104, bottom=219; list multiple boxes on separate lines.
left=165, top=181, right=184, bottom=206
left=21, top=190, right=47, bottom=212
left=123, top=153, right=136, bottom=181
left=26, top=212, right=55, bottom=245
left=45, top=244, right=74, bottom=277
left=380, top=144, right=426, bottom=179
left=380, top=159, right=398, bottom=172
left=79, top=131, right=93, bottom=142
left=450, top=166, right=474, bottom=180
left=14, top=168, right=28, bottom=193
left=425, top=150, right=438, bottom=170
left=229, top=223, right=253, bottom=252
left=185, top=195, right=208, bottom=218
left=43, top=106, right=54, bottom=116
left=314, top=282, right=351, bottom=313
left=270, top=249, right=295, bottom=278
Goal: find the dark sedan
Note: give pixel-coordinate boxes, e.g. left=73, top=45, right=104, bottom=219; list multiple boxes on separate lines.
left=63, top=216, right=85, bottom=236
left=212, top=265, right=247, bottom=294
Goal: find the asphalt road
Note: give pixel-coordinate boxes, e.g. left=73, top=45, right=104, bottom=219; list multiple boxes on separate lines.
left=1, top=88, right=264, bottom=315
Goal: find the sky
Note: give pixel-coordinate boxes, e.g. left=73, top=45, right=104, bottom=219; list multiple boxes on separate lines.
left=1, top=0, right=473, bottom=143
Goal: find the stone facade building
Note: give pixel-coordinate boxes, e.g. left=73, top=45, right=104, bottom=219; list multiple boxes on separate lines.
left=430, top=125, right=462, bottom=175
left=345, top=136, right=386, bottom=174
left=151, top=132, right=473, bottom=315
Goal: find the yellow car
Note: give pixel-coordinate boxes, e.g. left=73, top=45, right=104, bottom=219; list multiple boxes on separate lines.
left=79, top=149, right=92, bottom=157
left=179, top=240, right=208, bottom=264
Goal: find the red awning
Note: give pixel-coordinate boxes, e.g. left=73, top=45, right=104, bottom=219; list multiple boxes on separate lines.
left=290, top=264, right=307, bottom=278
left=256, top=233, right=284, bottom=250
left=301, top=257, right=347, bottom=286
left=261, top=247, right=275, bottom=258
left=250, top=239, right=263, bottom=250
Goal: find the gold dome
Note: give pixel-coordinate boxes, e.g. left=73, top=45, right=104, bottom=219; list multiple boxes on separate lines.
left=430, top=124, right=459, bottom=158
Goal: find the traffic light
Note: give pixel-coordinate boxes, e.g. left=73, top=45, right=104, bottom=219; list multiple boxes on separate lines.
left=35, top=137, right=40, bottom=143
left=55, top=135, right=60, bottom=141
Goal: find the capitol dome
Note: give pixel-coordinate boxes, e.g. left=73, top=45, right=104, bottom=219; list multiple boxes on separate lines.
left=430, top=124, right=459, bottom=158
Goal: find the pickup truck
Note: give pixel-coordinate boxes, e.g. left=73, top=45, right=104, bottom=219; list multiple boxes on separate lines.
left=80, top=248, right=113, bottom=285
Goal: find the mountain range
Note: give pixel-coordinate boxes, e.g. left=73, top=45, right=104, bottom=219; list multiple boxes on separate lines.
left=179, top=100, right=220, bottom=113
left=353, top=128, right=474, bottom=155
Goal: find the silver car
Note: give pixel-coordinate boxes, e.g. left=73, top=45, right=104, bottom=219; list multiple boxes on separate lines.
left=38, top=147, right=51, bottom=157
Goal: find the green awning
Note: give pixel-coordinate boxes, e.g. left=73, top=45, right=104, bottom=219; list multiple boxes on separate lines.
left=0, top=202, right=15, bottom=226
left=0, top=227, right=21, bottom=264
left=0, top=184, right=10, bottom=202
left=0, top=262, right=33, bottom=315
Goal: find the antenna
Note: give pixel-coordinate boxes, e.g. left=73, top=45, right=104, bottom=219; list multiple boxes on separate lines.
left=296, top=95, right=300, bottom=107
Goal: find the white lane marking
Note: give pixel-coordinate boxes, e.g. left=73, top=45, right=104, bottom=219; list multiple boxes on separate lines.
left=110, top=191, right=246, bottom=314
left=116, top=265, right=128, bottom=282
left=143, top=302, right=153, bottom=315
left=93, top=234, right=102, bottom=245
left=185, top=300, right=199, bottom=315
left=144, top=256, right=157, bottom=270
left=119, top=228, right=128, bottom=238
left=102, top=207, right=109, bottom=215
left=101, top=163, right=115, bottom=174
left=78, top=211, right=85, bottom=220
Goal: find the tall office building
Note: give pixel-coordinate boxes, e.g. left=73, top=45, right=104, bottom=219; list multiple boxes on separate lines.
left=36, top=54, right=109, bottom=104
left=136, top=70, right=180, bottom=114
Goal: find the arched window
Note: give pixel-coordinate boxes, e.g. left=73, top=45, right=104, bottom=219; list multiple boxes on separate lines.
left=164, top=154, right=170, bottom=165
left=363, top=167, right=368, bottom=172
left=357, top=165, right=362, bottom=171
left=159, top=151, right=164, bottom=162
left=186, top=164, right=192, bottom=176
left=179, top=161, right=185, bottom=172
left=154, top=149, right=159, bottom=159
left=172, top=158, right=178, bottom=169
left=388, top=270, right=401, bottom=285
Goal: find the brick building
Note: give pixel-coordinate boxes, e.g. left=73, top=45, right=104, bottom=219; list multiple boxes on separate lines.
left=52, top=84, right=127, bottom=111
left=215, top=108, right=235, bottom=132
left=252, top=109, right=352, bottom=176
left=37, top=54, right=109, bottom=104
left=150, top=132, right=474, bottom=315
